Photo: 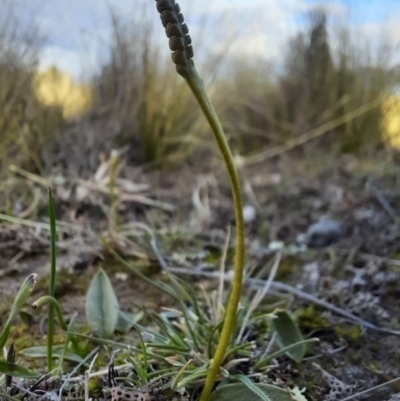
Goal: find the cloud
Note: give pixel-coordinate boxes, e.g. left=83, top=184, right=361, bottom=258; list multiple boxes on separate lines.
left=184, top=0, right=311, bottom=63
left=22, top=0, right=400, bottom=80
left=352, top=18, right=400, bottom=65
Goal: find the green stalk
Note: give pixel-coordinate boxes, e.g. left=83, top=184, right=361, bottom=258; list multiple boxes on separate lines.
left=32, top=295, right=81, bottom=365
left=32, top=296, right=68, bottom=332
left=182, top=70, right=245, bottom=401
left=155, top=2, right=245, bottom=400
left=47, top=188, right=57, bottom=371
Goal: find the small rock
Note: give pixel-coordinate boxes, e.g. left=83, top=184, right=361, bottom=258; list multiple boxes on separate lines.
left=305, top=219, right=342, bottom=248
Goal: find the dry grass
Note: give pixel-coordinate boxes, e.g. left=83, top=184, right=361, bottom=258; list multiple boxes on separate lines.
left=0, top=3, right=398, bottom=179
left=90, top=5, right=229, bottom=167
left=219, top=9, right=399, bottom=160
left=0, top=0, right=64, bottom=174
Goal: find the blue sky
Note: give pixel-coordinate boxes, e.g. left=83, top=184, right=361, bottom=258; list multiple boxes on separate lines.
left=10, top=0, right=399, bottom=80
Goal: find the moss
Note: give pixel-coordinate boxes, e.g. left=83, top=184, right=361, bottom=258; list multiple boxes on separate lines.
left=334, top=324, right=364, bottom=342
left=8, top=323, right=45, bottom=370
left=364, top=360, right=383, bottom=375
left=88, top=375, right=103, bottom=398
left=369, top=342, right=381, bottom=352
left=275, top=257, right=300, bottom=280
left=9, top=324, right=41, bottom=350
left=296, top=305, right=331, bottom=332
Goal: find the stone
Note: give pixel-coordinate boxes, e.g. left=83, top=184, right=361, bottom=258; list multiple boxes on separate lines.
left=305, top=219, right=342, bottom=248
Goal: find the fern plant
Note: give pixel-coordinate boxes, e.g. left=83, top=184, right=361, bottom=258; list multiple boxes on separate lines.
left=155, top=2, right=245, bottom=400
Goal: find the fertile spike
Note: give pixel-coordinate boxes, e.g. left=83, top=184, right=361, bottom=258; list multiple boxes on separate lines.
left=155, top=0, right=194, bottom=76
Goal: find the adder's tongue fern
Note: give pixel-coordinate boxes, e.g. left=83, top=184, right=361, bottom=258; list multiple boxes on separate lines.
left=155, top=2, right=246, bottom=401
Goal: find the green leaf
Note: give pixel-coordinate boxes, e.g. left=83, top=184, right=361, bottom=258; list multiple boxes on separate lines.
left=234, top=375, right=272, bottom=401
left=47, top=188, right=57, bottom=297
left=271, top=310, right=305, bottom=363
left=21, top=346, right=84, bottom=364
left=85, top=268, right=119, bottom=338
left=0, top=361, right=39, bottom=379
left=47, top=187, right=58, bottom=371
left=116, top=310, right=143, bottom=333
left=0, top=274, right=37, bottom=350
left=255, top=338, right=318, bottom=369
left=209, top=383, right=294, bottom=401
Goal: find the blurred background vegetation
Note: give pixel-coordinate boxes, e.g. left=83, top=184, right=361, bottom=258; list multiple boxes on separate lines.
left=0, top=1, right=399, bottom=178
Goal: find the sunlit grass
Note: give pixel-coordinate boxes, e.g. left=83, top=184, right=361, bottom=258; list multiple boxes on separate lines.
left=34, top=67, right=93, bottom=119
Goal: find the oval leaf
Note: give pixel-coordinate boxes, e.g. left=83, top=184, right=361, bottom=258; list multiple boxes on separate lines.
left=271, top=310, right=305, bottom=363
left=210, top=383, right=293, bottom=401
left=22, top=346, right=84, bottom=364
left=86, top=268, right=119, bottom=338
left=0, top=360, right=39, bottom=379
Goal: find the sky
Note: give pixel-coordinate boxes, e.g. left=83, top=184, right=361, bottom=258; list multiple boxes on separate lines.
left=6, top=0, right=400, bottom=81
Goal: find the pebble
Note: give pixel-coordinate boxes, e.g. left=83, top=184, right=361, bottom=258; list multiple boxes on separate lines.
left=243, top=205, right=257, bottom=223
left=305, top=219, right=342, bottom=248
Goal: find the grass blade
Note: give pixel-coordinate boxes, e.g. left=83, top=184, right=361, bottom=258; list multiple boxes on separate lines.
left=21, top=346, right=84, bottom=364
left=0, top=360, right=39, bottom=379
left=255, top=338, right=319, bottom=369
left=235, top=375, right=272, bottom=401
left=209, top=383, right=294, bottom=401
left=47, top=188, right=57, bottom=371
